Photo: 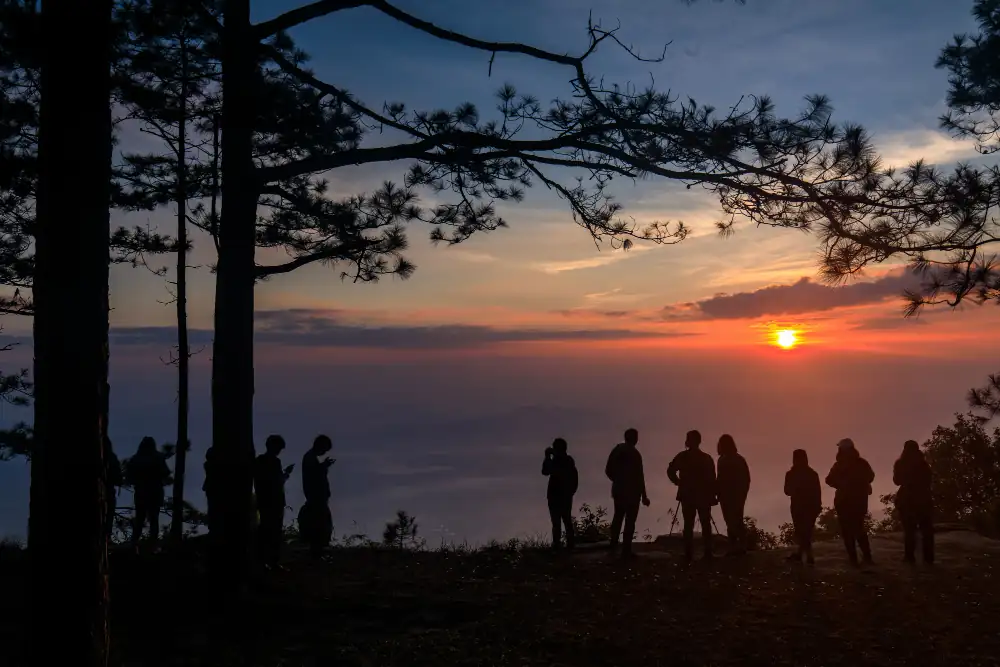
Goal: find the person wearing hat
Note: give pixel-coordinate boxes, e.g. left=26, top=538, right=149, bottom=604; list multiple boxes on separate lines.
left=893, top=440, right=934, bottom=564
left=825, top=438, right=875, bottom=565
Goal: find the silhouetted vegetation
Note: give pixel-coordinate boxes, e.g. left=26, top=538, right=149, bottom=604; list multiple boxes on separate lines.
left=382, top=510, right=425, bottom=550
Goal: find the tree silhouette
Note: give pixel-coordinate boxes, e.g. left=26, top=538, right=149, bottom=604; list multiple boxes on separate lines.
left=382, top=510, right=423, bottom=550
left=30, top=0, right=115, bottom=664
left=815, top=0, right=1000, bottom=315
left=115, top=0, right=221, bottom=543
left=205, top=0, right=908, bottom=586
left=0, top=0, right=180, bottom=423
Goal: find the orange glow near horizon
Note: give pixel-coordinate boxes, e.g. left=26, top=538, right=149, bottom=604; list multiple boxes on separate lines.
left=775, top=329, right=799, bottom=349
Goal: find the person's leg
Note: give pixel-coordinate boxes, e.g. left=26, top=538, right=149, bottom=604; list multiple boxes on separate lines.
left=548, top=498, right=562, bottom=550
left=901, top=508, right=917, bottom=562
left=837, top=507, right=858, bottom=564
left=802, top=517, right=816, bottom=564
left=260, top=507, right=280, bottom=567
left=719, top=500, right=736, bottom=552
left=622, top=497, right=640, bottom=556
left=149, top=501, right=161, bottom=547
left=681, top=502, right=697, bottom=561
left=609, top=496, right=625, bottom=548
left=699, top=505, right=713, bottom=557
left=560, top=498, right=575, bottom=550
left=789, top=515, right=806, bottom=561
left=132, top=499, right=147, bottom=546
left=855, top=508, right=872, bottom=563
left=734, top=498, right=747, bottom=552
left=920, top=510, right=935, bottom=564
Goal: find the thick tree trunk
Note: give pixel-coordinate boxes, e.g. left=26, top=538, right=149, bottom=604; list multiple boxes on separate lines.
left=170, top=38, right=190, bottom=545
left=29, top=0, right=113, bottom=664
left=209, top=0, right=257, bottom=590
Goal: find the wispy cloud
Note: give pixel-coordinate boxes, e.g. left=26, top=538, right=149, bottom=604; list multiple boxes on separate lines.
left=877, top=129, right=981, bottom=169
left=531, top=245, right=655, bottom=274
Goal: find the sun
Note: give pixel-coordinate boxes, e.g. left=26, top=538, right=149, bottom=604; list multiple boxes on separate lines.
left=775, top=329, right=798, bottom=349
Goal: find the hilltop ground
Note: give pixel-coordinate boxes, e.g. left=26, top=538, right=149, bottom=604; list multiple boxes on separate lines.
left=3, top=529, right=1000, bottom=666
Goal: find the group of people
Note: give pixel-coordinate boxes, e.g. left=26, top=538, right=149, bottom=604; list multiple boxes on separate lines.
left=251, top=434, right=336, bottom=568
left=102, top=433, right=338, bottom=570
left=542, top=429, right=937, bottom=565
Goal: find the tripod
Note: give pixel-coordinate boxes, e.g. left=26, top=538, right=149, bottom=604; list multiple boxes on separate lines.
left=667, top=500, right=720, bottom=536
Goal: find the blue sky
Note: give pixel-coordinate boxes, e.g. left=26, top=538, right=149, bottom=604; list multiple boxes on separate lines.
left=0, top=0, right=994, bottom=543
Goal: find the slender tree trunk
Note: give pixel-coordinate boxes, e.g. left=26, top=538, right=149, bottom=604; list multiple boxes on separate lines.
left=29, top=0, right=113, bottom=664
left=210, top=0, right=257, bottom=590
left=170, top=32, right=190, bottom=545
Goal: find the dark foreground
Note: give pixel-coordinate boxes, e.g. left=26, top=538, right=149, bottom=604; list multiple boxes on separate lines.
left=3, top=530, right=999, bottom=666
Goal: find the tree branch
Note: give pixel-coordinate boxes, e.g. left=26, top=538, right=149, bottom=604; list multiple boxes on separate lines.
left=253, top=0, right=368, bottom=40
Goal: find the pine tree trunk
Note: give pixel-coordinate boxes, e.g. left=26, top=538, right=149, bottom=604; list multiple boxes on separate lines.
left=29, top=0, right=113, bottom=664
left=209, top=0, right=257, bottom=590
left=170, top=34, right=190, bottom=546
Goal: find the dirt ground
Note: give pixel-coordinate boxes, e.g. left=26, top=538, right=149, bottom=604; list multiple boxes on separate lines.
left=4, top=529, right=1000, bottom=666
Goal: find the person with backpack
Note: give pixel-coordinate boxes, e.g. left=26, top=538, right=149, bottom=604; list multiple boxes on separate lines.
left=825, top=438, right=876, bottom=565
left=784, top=449, right=822, bottom=564
left=667, top=430, right=718, bottom=562
left=605, top=428, right=651, bottom=558
left=893, top=440, right=934, bottom=564
left=542, top=438, right=578, bottom=551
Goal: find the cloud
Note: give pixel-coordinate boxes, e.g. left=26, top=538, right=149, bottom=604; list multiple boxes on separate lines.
left=3, top=310, right=693, bottom=352
left=851, top=317, right=929, bottom=331
left=531, top=245, right=654, bottom=274
left=665, top=270, right=925, bottom=321
left=877, top=129, right=981, bottom=169
left=449, top=250, right=500, bottom=264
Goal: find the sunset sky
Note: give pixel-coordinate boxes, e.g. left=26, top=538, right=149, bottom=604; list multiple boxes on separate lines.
left=0, top=0, right=995, bottom=543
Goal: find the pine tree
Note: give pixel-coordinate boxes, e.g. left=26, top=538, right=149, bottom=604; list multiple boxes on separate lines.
left=31, top=0, right=115, bottom=663
left=115, top=0, right=221, bottom=543
left=818, top=0, right=1000, bottom=313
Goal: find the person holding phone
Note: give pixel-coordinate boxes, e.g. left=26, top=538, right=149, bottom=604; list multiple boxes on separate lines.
left=299, top=434, right=335, bottom=559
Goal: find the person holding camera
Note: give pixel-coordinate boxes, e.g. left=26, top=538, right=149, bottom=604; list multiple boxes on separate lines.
left=542, top=438, right=579, bottom=551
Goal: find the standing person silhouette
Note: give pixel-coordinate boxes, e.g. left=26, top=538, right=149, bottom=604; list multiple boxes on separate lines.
left=255, top=435, right=294, bottom=570
left=127, top=436, right=171, bottom=549
left=825, top=438, right=876, bottom=566
left=668, top=430, right=717, bottom=562
left=893, top=440, right=934, bottom=564
left=542, top=438, right=578, bottom=551
left=716, top=434, right=751, bottom=555
left=605, top=428, right=650, bottom=558
left=299, top=435, right=335, bottom=559
left=784, top=449, right=822, bottom=564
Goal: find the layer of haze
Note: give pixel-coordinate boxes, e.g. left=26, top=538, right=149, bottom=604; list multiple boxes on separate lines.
left=0, top=0, right=994, bottom=543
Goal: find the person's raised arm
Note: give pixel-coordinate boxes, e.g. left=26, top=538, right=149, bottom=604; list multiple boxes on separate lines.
left=783, top=470, right=793, bottom=498
left=542, top=450, right=554, bottom=477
